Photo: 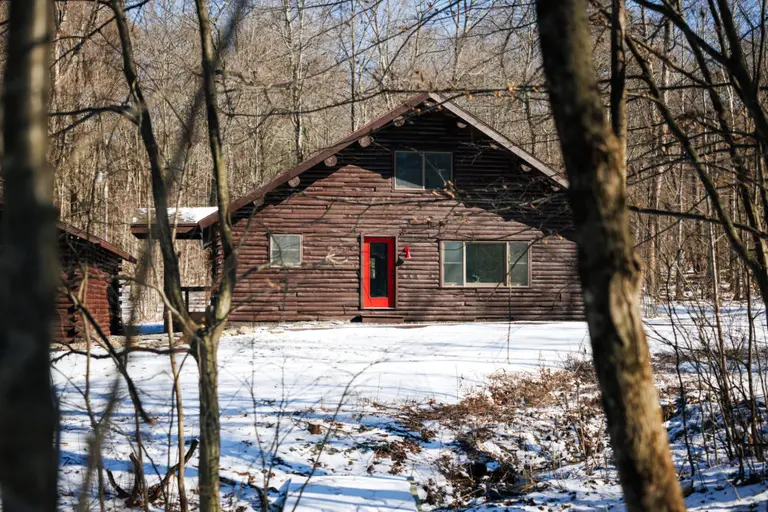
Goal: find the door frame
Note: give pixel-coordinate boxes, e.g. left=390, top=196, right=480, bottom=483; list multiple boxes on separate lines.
left=359, top=234, right=397, bottom=309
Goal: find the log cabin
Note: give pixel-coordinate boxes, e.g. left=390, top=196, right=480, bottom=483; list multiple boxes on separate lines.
left=54, top=224, right=135, bottom=341
left=133, top=93, right=584, bottom=323
left=0, top=204, right=135, bottom=341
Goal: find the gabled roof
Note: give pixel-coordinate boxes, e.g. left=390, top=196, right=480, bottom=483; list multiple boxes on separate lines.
left=135, top=92, right=566, bottom=237
left=431, top=95, right=567, bottom=187
left=197, top=93, right=566, bottom=230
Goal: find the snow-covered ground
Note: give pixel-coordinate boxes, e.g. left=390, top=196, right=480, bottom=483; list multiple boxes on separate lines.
left=52, top=314, right=768, bottom=511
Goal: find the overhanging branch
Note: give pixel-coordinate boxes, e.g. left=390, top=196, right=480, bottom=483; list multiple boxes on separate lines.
left=630, top=205, right=768, bottom=240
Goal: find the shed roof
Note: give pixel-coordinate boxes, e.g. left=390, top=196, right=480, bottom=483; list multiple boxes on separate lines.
left=0, top=200, right=136, bottom=262
left=58, top=222, right=137, bottom=263
left=132, top=207, right=219, bottom=225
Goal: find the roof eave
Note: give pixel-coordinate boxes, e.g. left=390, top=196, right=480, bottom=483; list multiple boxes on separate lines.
left=196, top=93, right=433, bottom=230
left=427, top=92, right=568, bottom=188
left=130, top=223, right=201, bottom=240
left=58, top=222, right=137, bottom=263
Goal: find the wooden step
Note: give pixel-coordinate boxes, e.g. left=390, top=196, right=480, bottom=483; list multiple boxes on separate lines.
left=356, top=314, right=405, bottom=324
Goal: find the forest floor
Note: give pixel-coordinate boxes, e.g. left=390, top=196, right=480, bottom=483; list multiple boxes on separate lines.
left=53, top=311, right=768, bottom=511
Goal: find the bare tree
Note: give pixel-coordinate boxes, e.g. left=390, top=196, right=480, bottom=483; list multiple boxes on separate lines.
left=105, top=0, right=248, bottom=508
left=535, top=0, right=685, bottom=510
left=0, top=0, right=59, bottom=510
left=192, top=0, right=240, bottom=508
left=279, top=0, right=308, bottom=163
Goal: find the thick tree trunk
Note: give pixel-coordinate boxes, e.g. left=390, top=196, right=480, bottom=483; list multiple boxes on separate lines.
left=535, top=1, right=685, bottom=511
left=194, top=0, right=222, bottom=506
left=0, top=0, right=59, bottom=510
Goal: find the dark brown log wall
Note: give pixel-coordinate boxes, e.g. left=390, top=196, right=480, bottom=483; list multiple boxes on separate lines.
left=55, top=235, right=124, bottom=342
left=220, top=108, right=584, bottom=323
left=1, top=205, right=127, bottom=341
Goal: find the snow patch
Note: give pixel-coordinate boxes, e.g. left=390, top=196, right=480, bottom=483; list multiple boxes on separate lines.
left=132, top=207, right=218, bottom=224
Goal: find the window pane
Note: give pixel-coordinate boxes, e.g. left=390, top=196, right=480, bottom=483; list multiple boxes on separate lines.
left=369, top=242, right=389, bottom=298
left=424, top=153, right=452, bottom=189
left=466, top=243, right=506, bottom=284
left=442, top=242, right=464, bottom=286
left=509, top=242, right=529, bottom=286
left=395, top=152, right=423, bottom=189
left=443, top=263, right=464, bottom=286
left=443, top=241, right=463, bottom=263
left=270, top=234, right=301, bottom=266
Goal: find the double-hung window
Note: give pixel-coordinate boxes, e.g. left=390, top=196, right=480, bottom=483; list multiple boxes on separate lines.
left=441, top=241, right=530, bottom=287
left=269, top=234, right=302, bottom=266
left=395, top=151, right=452, bottom=190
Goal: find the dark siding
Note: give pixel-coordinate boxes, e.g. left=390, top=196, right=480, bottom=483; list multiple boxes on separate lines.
left=56, top=234, right=125, bottom=341
left=0, top=209, right=127, bottom=342
left=219, top=108, right=583, bottom=322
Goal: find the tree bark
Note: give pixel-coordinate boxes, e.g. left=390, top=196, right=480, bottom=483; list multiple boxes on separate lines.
left=167, top=310, right=189, bottom=512
left=0, top=0, right=59, bottom=510
left=193, top=0, right=240, bottom=509
left=535, top=1, right=685, bottom=511
left=610, top=0, right=627, bottom=163
left=646, top=17, right=671, bottom=298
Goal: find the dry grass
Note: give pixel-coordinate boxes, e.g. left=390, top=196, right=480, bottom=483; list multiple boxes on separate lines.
left=398, top=361, right=609, bottom=508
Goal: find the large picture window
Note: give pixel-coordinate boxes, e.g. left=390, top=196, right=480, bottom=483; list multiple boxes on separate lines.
left=269, top=234, right=302, bottom=266
left=395, top=151, right=452, bottom=190
left=441, top=241, right=530, bottom=287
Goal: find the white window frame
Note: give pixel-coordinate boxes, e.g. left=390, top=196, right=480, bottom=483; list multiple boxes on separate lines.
left=440, top=240, right=531, bottom=288
left=269, top=233, right=303, bottom=267
left=507, top=241, right=531, bottom=288
left=394, top=151, right=453, bottom=190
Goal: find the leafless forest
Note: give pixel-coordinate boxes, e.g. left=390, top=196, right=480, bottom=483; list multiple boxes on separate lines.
left=1, top=0, right=768, bottom=510
left=9, top=0, right=761, bottom=318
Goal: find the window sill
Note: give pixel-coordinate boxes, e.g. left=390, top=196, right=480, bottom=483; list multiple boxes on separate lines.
left=442, top=284, right=531, bottom=289
left=394, top=186, right=449, bottom=193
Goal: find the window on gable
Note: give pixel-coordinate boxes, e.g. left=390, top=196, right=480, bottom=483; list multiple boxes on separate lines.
left=442, top=241, right=530, bottom=287
left=425, top=153, right=452, bottom=189
left=395, top=151, right=452, bottom=190
left=270, top=234, right=302, bottom=266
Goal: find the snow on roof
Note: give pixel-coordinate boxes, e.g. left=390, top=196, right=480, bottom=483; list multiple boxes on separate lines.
left=132, top=207, right=219, bottom=225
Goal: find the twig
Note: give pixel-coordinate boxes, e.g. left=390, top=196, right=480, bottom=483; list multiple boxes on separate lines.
left=147, top=439, right=199, bottom=503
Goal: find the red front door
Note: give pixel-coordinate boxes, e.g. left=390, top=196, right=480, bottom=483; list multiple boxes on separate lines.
left=362, top=237, right=396, bottom=308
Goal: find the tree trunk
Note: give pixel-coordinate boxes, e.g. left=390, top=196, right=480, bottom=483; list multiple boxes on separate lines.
left=167, top=310, right=189, bottom=512
left=110, top=0, right=190, bottom=324
left=0, top=0, right=59, bottom=510
left=610, top=0, right=627, bottom=163
left=535, top=1, right=685, bottom=511
left=647, top=18, right=671, bottom=298
left=193, top=0, right=240, bottom=509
